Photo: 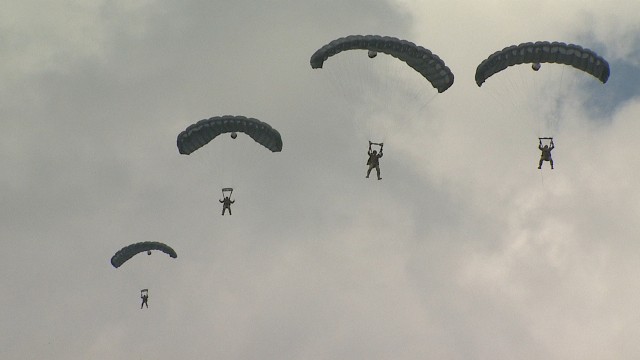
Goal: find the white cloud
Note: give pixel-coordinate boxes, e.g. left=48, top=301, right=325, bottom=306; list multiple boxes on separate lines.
left=2, top=0, right=640, bottom=359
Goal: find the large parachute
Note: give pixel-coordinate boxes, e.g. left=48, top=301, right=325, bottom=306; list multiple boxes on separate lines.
left=111, top=242, right=177, bottom=268
left=475, top=41, right=610, bottom=86
left=177, top=115, right=283, bottom=155
left=310, top=35, right=454, bottom=93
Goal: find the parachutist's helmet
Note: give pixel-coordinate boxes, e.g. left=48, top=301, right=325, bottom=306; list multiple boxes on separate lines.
left=367, top=50, right=377, bottom=59
left=532, top=63, right=541, bottom=71
left=147, top=251, right=152, bottom=255
left=230, top=132, right=237, bottom=139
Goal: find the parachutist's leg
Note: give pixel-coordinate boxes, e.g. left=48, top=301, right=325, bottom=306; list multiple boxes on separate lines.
left=376, top=166, right=381, bottom=180
left=366, top=166, right=372, bottom=178
left=550, top=159, right=554, bottom=169
left=538, top=158, right=543, bottom=169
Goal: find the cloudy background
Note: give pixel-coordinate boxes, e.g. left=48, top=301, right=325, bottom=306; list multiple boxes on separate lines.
left=2, top=0, right=640, bottom=359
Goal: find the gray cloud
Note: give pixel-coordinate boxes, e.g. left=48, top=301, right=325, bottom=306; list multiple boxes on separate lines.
left=2, top=1, right=640, bottom=359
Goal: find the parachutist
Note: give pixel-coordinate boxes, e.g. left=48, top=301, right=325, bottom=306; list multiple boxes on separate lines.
left=538, top=138, right=554, bottom=169
left=140, top=289, right=149, bottom=309
left=366, top=141, right=383, bottom=180
left=220, top=196, right=235, bottom=215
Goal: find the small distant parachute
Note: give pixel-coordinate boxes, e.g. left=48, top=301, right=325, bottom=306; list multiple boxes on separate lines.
left=111, top=242, right=177, bottom=268
left=475, top=41, right=610, bottom=86
left=177, top=115, right=283, bottom=155
left=310, top=35, right=454, bottom=93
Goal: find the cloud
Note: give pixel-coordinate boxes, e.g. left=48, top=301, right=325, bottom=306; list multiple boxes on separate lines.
left=3, top=0, right=640, bottom=359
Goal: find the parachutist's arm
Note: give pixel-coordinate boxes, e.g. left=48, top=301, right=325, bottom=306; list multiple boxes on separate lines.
left=230, top=200, right=235, bottom=204
left=219, top=199, right=224, bottom=203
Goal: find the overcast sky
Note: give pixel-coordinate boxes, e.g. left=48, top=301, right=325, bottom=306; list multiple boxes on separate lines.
left=2, top=1, right=640, bottom=359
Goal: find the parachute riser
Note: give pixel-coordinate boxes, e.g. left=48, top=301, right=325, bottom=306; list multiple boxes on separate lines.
left=539, top=137, right=554, bottom=146
left=369, top=142, right=384, bottom=155
left=221, top=187, right=234, bottom=197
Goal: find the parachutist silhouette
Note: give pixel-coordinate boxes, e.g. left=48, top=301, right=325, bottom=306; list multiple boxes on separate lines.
left=140, top=289, right=149, bottom=309
left=538, top=138, right=554, bottom=169
left=220, top=196, right=235, bottom=215
left=366, top=142, right=383, bottom=180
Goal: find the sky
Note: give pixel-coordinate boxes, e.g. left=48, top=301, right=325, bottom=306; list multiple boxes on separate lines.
left=2, top=0, right=640, bottom=359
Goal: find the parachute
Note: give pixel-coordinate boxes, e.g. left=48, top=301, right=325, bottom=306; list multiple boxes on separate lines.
left=475, top=41, right=610, bottom=86
left=310, top=35, right=454, bottom=93
left=177, top=115, right=283, bottom=155
left=111, top=242, right=177, bottom=268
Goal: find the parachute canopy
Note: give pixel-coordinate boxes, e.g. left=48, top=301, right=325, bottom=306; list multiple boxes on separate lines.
left=310, top=35, right=454, bottom=93
left=111, top=241, right=177, bottom=268
left=475, top=41, right=610, bottom=86
left=177, top=115, right=283, bottom=155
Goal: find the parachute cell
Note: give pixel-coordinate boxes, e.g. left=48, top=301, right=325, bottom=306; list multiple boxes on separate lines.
left=111, top=242, right=177, bottom=268
left=310, top=35, right=454, bottom=93
left=177, top=115, right=283, bottom=155
left=475, top=41, right=610, bottom=86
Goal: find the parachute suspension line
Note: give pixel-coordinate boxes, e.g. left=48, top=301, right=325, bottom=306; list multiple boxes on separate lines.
left=519, top=64, right=547, bottom=138
left=421, top=89, right=438, bottom=109
left=326, top=54, right=359, bottom=105
left=219, top=135, right=233, bottom=189
left=551, top=66, right=567, bottom=132
left=530, top=67, right=544, bottom=139
left=369, top=52, right=432, bottom=144
left=227, top=139, right=234, bottom=189
left=484, top=70, right=526, bottom=130
left=373, top=53, right=394, bottom=142
left=365, top=52, right=398, bottom=144
left=324, top=51, right=380, bottom=140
